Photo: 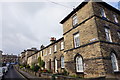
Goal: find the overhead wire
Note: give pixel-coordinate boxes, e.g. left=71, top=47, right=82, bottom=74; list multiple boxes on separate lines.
left=45, top=0, right=74, bottom=9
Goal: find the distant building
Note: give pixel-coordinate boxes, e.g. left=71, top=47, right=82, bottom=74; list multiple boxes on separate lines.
left=0, top=50, right=2, bottom=67
left=20, top=48, right=38, bottom=66
left=2, top=54, right=18, bottom=64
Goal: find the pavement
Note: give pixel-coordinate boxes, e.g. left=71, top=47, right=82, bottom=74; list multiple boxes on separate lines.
left=18, top=69, right=39, bottom=79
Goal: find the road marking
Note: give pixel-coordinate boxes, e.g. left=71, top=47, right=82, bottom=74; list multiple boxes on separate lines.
left=14, top=66, right=29, bottom=80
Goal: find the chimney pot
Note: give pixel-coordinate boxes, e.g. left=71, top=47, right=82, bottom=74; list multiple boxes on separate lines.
left=50, top=37, right=56, bottom=43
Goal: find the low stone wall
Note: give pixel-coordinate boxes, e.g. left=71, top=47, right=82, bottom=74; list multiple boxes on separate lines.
left=15, top=66, right=107, bottom=80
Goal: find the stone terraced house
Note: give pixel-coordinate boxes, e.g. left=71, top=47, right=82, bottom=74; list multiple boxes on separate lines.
left=20, top=0, right=120, bottom=79
left=0, top=50, right=2, bottom=67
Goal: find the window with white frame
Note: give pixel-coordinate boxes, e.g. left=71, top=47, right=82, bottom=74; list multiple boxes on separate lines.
left=113, top=14, right=118, bottom=23
left=61, top=56, right=64, bottom=68
left=111, top=53, right=119, bottom=72
left=101, top=8, right=106, bottom=18
left=49, top=48, right=52, bottom=54
left=54, top=45, right=57, bottom=52
left=74, top=33, right=80, bottom=48
left=76, top=56, right=83, bottom=72
left=105, top=27, right=112, bottom=42
left=41, top=51, right=43, bottom=56
left=117, top=31, right=120, bottom=39
left=73, top=15, right=78, bottom=26
left=61, top=42, right=64, bottom=50
left=44, top=50, right=47, bottom=56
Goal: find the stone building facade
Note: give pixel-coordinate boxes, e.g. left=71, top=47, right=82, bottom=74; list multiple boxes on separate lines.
left=20, top=0, right=120, bottom=79
left=20, top=48, right=38, bottom=66
left=0, top=50, right=2, bottom=67
left=2, top=54, right=18, bottom=64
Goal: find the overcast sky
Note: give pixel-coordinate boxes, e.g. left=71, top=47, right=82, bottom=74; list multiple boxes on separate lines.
left=0, top=0, right=119, bottom=55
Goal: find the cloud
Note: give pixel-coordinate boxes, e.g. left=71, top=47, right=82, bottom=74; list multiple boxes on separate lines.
left=0, top=3, right=2, bottom=50
left=0, top=0, right=119, bottom=2
left=1, top=1, right=118, bottom=55
left=1, top=2, right=79, bottom=55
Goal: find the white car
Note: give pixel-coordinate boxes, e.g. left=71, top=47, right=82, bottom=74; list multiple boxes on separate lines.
left=0, top=67, right=3, bottom=80
left=2, top=66, right=8, bottom=74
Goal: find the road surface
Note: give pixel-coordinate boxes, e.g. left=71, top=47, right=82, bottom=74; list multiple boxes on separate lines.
left=3, top=66, right=26, bottom=80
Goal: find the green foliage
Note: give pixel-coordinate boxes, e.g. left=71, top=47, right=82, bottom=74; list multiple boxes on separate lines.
left=30, top=63, right=35, bottom=70
left=70, top=75, right=79, bottom=78
left=20, top=66, right=24, bottom=69
left=70, top=75, right=83, bottom=78
left=30, top=64, right=40, bottom=72
left=38, top=57, right=45, bottom=68
left=34, top=65, right=40, bottom=72
left=47, top=69, right=52, bottom=73
left=62, top=69, right=69, bottom=76
left=26, top=64, right=30, bottom=69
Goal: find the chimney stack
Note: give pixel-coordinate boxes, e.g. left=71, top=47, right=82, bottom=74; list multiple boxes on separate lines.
left=40, top=45, right=45, bottom=49
left=50, top=37, right=56, bottom=43
left=31, top=48, right=37, bottom=50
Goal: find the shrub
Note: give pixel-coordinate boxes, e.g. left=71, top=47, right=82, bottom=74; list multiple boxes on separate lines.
left=26, top=64, right=30, bottom=69
left=20, top=66, right=24, bottom=69
left=30, top=64, right=40, bottom=72
left=34, top=65, right=40, bottom=72
left=38, top=57, right=45, bottom=68
left=62, top=69, right=69, bottom=76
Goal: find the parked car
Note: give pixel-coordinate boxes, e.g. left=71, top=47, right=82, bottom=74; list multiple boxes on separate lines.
left=0, top=67, right=3, bottom=80
left=2, top=66, right=8, bottom=74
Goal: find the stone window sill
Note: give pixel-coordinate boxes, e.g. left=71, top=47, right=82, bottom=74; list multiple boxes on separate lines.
left=76, top=72, right=84, bottom=74
left=114, top=71, right=120, bottom=73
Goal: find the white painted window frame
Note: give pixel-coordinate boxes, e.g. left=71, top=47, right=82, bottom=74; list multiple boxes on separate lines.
left=54, top=45, right=57, bottom=52
left=101, top=8, right=106, bottom=18
left=73, top=15, right=78, bottom=26
left=117, top=31, right=120, bottom=39
left=76, top=56, right=83, bottom=72
left=61, top=42, right=64, bottom=50
left=113, top=14, right=118, bottom=23
left=105, top=27, right=112, bottom=42
left=61, top=56, right=64, bottom=68
left=49, top=48, right=52, bottom=54
left=74, top=33, right=80, bottom=48
left=111, top=53, right=119, bottom=72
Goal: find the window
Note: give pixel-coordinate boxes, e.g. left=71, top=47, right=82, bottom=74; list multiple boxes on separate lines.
left=101, top=8, right=106, bottom=18
left=74, top=33, right=80, bottom=48
left=117, top=31, right=120, bottom=39
left=44, top=50, right=47, bottom=56
left=73, top=15, right=78, bottom=26
left=60, top=42, right=64, bottom=50
left=105, top=27, right=112, bottom=42
left=55, top=58, right=58, bottom=72
left=76, top=56, right=83, bottom=72
left=113, top=15, right=118, bottom=23
left=61, top=56, right=64, bottom=68
left=41, top=51, right=43, bottom=56
left=49, top=48, right=52, bottom=54
left=111, top=53, right=119, bottom=72
left=54, top=45, right=57, bottom=52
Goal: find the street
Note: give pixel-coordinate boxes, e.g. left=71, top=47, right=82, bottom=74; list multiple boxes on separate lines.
left=3, top=66, right=26, bottom=80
